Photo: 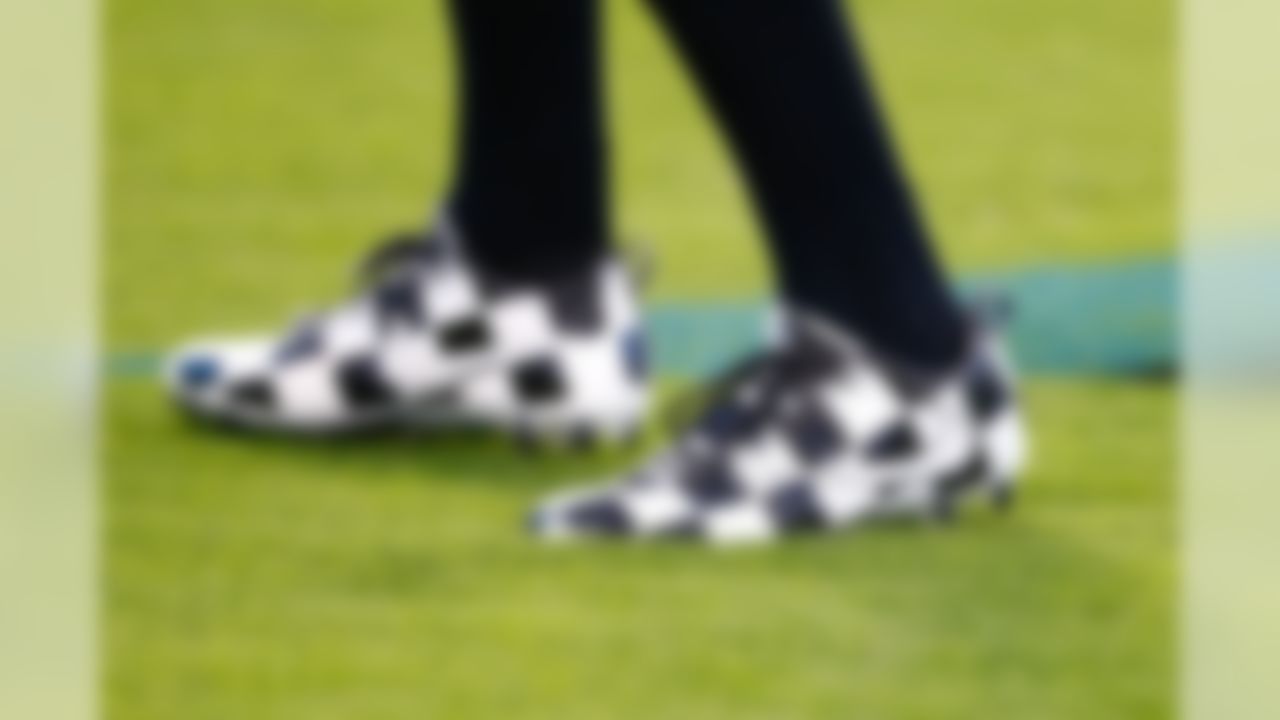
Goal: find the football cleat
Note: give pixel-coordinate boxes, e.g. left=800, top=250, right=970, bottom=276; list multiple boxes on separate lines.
left=166, top=219, right=651, bottom=441
left=530, top=307, right=1027, bottom=544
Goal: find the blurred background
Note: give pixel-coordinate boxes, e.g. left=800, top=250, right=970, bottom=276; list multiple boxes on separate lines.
left=107, top=0, right=1174, bottom=718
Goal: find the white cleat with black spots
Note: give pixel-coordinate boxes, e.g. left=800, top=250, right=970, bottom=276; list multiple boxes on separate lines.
left=166, top=221, right=651, bottom=443
left=530, top=309, right=1027, bottom=545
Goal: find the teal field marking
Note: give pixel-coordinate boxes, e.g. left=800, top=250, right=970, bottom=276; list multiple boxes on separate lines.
left=974, top=257, right=1175, bottom=376
left=646, top=257, right=1176, bottom=377
left=109, top=257, right=1175, bottom=380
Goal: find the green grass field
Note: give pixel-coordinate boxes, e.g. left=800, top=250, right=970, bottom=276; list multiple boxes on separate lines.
left=107, top=0, right=1175, bottom=718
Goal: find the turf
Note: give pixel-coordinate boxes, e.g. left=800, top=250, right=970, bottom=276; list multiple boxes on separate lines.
left=107, top=0, right=1175, bottom=717
left=107, top=380, right=1172, bottom=720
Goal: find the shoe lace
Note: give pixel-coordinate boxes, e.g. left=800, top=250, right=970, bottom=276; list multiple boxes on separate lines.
left=357, top=229, right=451, bottom=287
left=666, top=342, right=832, bottom=443
left=275, top=230, right=449, bottom=363
left=617, top=346, right=830, bottom=490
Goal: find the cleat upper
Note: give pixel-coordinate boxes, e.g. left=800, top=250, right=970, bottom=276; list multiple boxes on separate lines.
left=530, top=306, right=1029, bottom=545
left=167, top=220, right=650, bottom=437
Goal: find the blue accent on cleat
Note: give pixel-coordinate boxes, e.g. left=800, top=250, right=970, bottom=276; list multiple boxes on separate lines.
left=179, top=356, right=220, bottom=390
left=623, top=327, right=649, bottom=381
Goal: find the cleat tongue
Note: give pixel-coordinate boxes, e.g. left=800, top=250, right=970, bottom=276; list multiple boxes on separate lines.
left=358, top=230, right=452, bottom=286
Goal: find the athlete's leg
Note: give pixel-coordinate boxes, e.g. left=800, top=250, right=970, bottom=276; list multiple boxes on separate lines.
left=648, top=0, right=967, bottom=370
left=448, top=0, right=610, bottom=281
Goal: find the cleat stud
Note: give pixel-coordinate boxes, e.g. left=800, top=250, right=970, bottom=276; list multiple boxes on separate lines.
left=568, top=426, right=598, bottom=453
left=514, top=428, right=544, bottom=454
left=618, top=427, right=644, bottom=450
left=991, top=484, right=1016, bottom=513
left=931, top=493, right=958, bottom=524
